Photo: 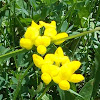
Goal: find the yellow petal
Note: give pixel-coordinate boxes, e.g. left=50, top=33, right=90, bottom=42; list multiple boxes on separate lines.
left=44, top=28, right=57, bottom=38
left=55, top=47, right=64, bottom=56
left=39, top=21, right=56, bottom=29
left=44, top=54, right=55, bottom=64
left=24, top=26, right=39, bottom=42
left=50, top=21, right=56, bottom=29
left=41, top=64, right=60, bottom=77
left=32, top=54, right=44, bottom=68
left=35, top=36, right=51, bottom=47
left=20, top=38, right=33, bottom=50
left=37, top=45, right=47, bottom=55
left=41, top=73, right=52, bottom=85
left=53, top=75, right=62, bottom=84
left=53, top=32, right=68, bottom=45
left=31, top=20, right=41, bottom=30
left=59, top=80, right=70, bottom=90
left=67, top=61, right=81, bottom=73
left=61, top=56, right=70, bottom=65
left=60, top=65, right=73, bottom=80
left=68, top=74, right=84, bottom=83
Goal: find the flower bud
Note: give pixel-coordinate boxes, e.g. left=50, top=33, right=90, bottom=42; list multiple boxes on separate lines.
left=37, top=45, right=47, bottom=55
left=20, top=38, right=33, bottom=50
left=41, top=73, right=52, bottom=85
left=68, top=74, right=84, bottom=83
left=24, top=26, right=39, bottom=43
left=59, top=80, right=70, bottom=90
left=32, top=54, right=44, bottom=68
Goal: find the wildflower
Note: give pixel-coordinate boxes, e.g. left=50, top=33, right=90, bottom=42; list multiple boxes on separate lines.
left=20, top=20, right=69, bottom=55
left=33, top=47, right=84, bottom=90
left=53, top=61, right=84, bottom=90
left=20, top=21, right=41, bottom=50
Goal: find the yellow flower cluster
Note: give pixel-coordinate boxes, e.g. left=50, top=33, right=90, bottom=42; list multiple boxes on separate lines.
left=32, top=47, right=84, bottom=90
left=20, top=21, right=68, bottom=55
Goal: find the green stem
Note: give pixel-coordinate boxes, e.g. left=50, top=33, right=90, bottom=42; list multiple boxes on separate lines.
left=37, top=82, right=53, bottom=100
left=13, top=63, right=34, bottom=100
left=0, top=48, right=27, bottom=59
left=53, top=27, right=100, bottom=43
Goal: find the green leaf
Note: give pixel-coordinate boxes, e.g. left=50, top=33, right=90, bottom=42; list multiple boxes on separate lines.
left=75, top=79, right=93, bottom=100
left=29, top=0, right=38, bottom=9
left=12, top=76, right=18, bottom=84
left=68, top=89, right=83, bottom=98
left=0, top=45, right=10, bottom=56
left=16, top=0, right=24, bottom=8
left=57, top=86, right=66, bottom=100
left=61, top=20, right=68, bottom=32
left=21, top=8, right=29, bottom=16
left=92, top=44, right=100, bottom=99
left=0, top=94, right=3, bottom=100
left=36, top=82, right=43, bottom=93
left=42, top=94, right=52, bottom=100
left=57, top=87, right=76, bottom=100
left=13, top=63, right=34, bottom=100
left=41, top=0, right=58, bottom=6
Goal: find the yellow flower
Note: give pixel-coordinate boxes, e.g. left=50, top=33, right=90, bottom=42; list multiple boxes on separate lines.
left=65, top=61, right=81, bottom=73
left=53, top=65, right=73, bottom=84
left=24, top=26, right=39, bottom=43
left=37, top=45, right=47, bottom=55
left=20, top=38, right=33, bottom=50
left=44, top=28, right=57, bottom=38
left=32, top=54, right=44, bottom=69
left=55, top=47, right=64, bottom=56
left=59, top=80, right=70, bottom=90
left=31, top=20, right=41, bottom=30
left=41, top=73, right=52, bottom=85
left=32, top=47, right=84, bottom=90
left=35, top=36, right=51, bottom=47
left=68, top=74, right=84, bottom=83
left=44, top=54, right=55, bottom=64
left=41, top=64, right=60, bottom=77
left=54, top=47, right=70, bottom=66
left=39, top=21, right=56, bottom=29
left=39, top=21, right=57, bottom=38
left=53, top=32, right=68, bottom=45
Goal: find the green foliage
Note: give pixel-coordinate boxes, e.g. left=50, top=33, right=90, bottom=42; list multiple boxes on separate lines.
left=92, top=44, right=100, bottom=99
left=75, top=79, right=93, bottom=100
left=0, top=0, right=100, bottom=100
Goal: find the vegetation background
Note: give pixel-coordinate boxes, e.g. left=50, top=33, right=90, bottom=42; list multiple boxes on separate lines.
left=0, top=0, right=100, bottom=100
